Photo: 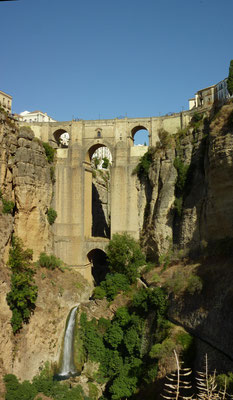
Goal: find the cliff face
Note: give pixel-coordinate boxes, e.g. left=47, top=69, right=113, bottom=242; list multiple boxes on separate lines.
left=0, top=112, right=92, bottom=393
left=0, top=113, right=53, bottom=262
left=139, top=102, right=233, bottom=260
left=138, top=102, right=233, bottom=370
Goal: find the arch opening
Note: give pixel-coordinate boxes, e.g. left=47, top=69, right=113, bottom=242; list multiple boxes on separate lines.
left=131, top=125, right=149, bottom=146
left=87, top=249, right=109, bottom=284
left=53, top=129, right=70, bottom=148
left=84, top=144, right=112, bottom=239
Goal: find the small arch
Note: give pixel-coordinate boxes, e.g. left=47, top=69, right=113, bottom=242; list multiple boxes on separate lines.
left=131, top=125, right=149, bottom=146
left=87, top=249, right=109, bottom=284
left=53, top=129, right=70, bottom=148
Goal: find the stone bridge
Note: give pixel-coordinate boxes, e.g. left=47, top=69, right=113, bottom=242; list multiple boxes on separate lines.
left=22, top=112, right=192, bottom=282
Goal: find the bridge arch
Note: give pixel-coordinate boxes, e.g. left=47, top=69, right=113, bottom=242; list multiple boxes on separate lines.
left=84, top=140, right=114, bottom=163
left=87, top=248, right=108, bottom=284
left=131, top=125, right=150, bottom=146
left=52, top=128, right=70, bottom=148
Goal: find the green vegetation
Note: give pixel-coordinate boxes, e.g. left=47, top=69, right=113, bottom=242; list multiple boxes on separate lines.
left=227, top=60, right=233, bottom=96
left=132, top=147, right=154, bottom=179
left=42, top=142, right=56, bottom=163
left=6, top=237, right=38, bottom=334
left=47, top=207, right=57, bottom=225
left=37, top=252, right=63, bottom=271
left=93, top=273, right=130, bottom=301
left=0, top=190, right=14, bottom=214
left=4, top=363, right=85, bottom=400
left=164, top=269, right=203, bottom=296
left=102, top=157, right=109, bottom=169
left=106, top=233, right=146, bottom=283
left=80, top=286, right=168, bottom=399
left=2, top=197, right=15, bottom=214
left=216, top=372, right=233, bottom=394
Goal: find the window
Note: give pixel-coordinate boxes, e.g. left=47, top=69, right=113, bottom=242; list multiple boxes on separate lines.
left=97, top=131, right=101, bottom=137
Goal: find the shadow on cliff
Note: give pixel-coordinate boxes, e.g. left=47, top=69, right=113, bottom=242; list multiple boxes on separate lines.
left=168, top=253, right=233, bottom=372
left=92, top=183, right=110, bottom=238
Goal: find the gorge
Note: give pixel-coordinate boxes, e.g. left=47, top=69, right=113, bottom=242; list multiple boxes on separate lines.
left=1, top=101, right=233, bottom=399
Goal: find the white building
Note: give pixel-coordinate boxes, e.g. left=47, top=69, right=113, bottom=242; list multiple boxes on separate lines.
left=20, top=110, right=56, bottom=123
left=189, top=78, right=231, bottom=110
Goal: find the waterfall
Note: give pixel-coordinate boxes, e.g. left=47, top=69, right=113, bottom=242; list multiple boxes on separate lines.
left=58, top=305, right=79, bottom=378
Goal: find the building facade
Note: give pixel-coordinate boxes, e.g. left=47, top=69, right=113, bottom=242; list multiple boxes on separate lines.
left=20, top=110, right=56, bottom=123
left=189, top=78, right=231, bottom=110
left=0, top=90, right=12, bottom=113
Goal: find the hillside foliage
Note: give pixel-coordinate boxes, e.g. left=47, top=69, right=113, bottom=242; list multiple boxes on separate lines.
left=6, top=237, right=38, bottom=333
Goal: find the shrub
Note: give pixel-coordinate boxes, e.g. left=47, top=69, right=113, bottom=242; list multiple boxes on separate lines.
left=42, top=142, right=56, bottom=163
left=132, top=147, right=154, bottom=178
left=132, top=287, right=168, bottom=317
left=93, top=273, right=130, bottom=301
left=174, top=157, right=189, bottom=194
left=6, top=237, right=38, bottom=333
left=2, top=198, right=15, bottom=214
left=106, top=233, right=146, bottom=283
left=165, top=270, right=202, bottom=296
left=150, top=337, right=176, bottom=359
left=93, top=286, right=106, bottom=299
left=102, top=157, right=109, bottom=169
left=186, top=274, right=203, bottom=294
left=47, top=207, right=57, bottom=225
left=37, top=252, right=63, bottom=270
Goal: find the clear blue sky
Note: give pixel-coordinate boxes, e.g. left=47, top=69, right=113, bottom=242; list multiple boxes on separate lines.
left=1, top=0, right=233, bottom=125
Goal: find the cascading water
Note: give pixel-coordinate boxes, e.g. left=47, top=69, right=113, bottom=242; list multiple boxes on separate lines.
left=58, top=305, right=79, bottom=378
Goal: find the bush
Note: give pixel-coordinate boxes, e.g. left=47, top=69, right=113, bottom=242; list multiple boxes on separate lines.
left=37, top=252, right=63, bottom=270
left=106, top=233, right=146, bottom=283
left=2, top=198, right=15, bottom=214
left=150, top=337, right=176, bottom=359
left=132, top=147, right=154, bottom=179
left=6, top=237, right=38, bottom=333
left=186, top=274, right=203, bottom=294
left=93, top=286, right=106, bottom=299
left=165, top=270, right=202, bottom=296
left=93, top=273, right=130, bottom=301
left=47, top=208, right=57, bottom=225
left=102, top=157, right=109, bottom=169
left=42, top=142, right=56, bottom=163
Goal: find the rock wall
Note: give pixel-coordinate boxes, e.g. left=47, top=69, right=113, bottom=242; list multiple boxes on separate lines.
left=139, top=103, right=233, bottom=260
left=0, top=112, right=53, bottom=261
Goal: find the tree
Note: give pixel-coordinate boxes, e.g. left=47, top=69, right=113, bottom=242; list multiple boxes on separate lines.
left=106, top=233, right=146, bottom=282
left=227, top=60, right=233, bottom=96
left=6, top=237, right=38, bottom=333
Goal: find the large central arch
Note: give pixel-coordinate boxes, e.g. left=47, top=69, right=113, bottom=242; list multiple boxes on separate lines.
left=84, top=142, right=113, bottom=239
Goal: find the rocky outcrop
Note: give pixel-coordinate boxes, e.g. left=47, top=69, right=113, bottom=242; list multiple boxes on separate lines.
left=0, top=112, right=53, bottom=261
left=139, top=103, right=233, bottom=260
